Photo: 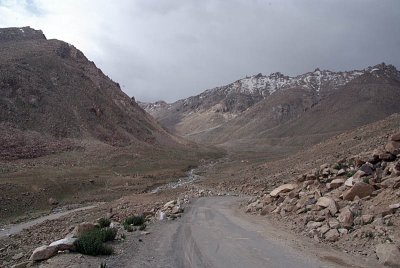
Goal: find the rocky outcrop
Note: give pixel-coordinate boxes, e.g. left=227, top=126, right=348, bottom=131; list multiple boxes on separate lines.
left=246, top=131, right=400, bottom=266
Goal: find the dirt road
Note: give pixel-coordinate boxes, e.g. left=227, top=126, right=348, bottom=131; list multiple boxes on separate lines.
left=108, top=197, right=382, bottom=268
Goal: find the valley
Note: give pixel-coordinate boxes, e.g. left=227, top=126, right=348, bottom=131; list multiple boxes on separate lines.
left=0, top=26, right=399, bottom=268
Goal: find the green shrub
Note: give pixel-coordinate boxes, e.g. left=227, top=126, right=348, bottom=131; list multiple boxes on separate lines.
left=74, top=235, right=113, bottom=256
left=124, top=215, right=145, bottom=226
left=139, top=224, right=146, bottom=231
left=98, top=218, right=111, bottom=228
left=123, top=223, right=134, bottom=232
left=74, top=228, right=116, bottom=256
left=347, top=170, right=356, bottom=178
left=99, top=228, right=117, bottom=242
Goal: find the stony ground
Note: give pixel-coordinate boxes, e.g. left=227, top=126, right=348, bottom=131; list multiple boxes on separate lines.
left=1, top=115, right=400, bottom=267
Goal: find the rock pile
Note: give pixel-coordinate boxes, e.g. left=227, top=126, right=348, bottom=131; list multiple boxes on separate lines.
left=246, top=132, right=400, bottom=267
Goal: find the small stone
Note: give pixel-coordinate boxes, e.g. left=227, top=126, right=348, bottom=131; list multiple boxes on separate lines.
left=330, top=178, right=345, bottom=189
left=307, top=221, right=323, bottom=229
left=391, top=132, right=400, bottom=141
left=30, top=245, right=58, bottom=261
left=47, top=197, right=59, bottom=205
left=11, top=261, right=31, bottom=268
left=361, top=214, right=374, bottom=225
left=163, top=200, right=176, bottom=209
left=337, top=169, right=346, bottom=176
left=389, top=203, right=400, bottom=209
left=316, top=197, right=337, bottom=215
left=376, top=243, right=400, bottom=267
left=12, top=252, right=24, bottom=260
left=385, top=141, right=400, bottom=155
left=69, top=222, right=96, bottom=238
left=325, top=229, right=340, bottom=242
left=345, top=177, right=354, bottom=187
left=338, top=207, right=353, bottom=228
left=317, top=225, right=330, bottom=235
left=328, top=218, right=340, bottom=229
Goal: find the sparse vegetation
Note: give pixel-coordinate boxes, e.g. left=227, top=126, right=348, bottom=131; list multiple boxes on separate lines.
left=139, top=223, right=146, bottom=231
left=124, top=215, right=145, bottom=226
left=347, top=170, right=356, bottom=178
left=74, top=228, right=117, bottom=256
left=123, top=224, right=134, bottom=232
left=98, top=218, right=111, bottom=228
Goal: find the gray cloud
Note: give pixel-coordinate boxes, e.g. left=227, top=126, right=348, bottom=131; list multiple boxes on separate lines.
left=1, top=0, right=399, bottom=102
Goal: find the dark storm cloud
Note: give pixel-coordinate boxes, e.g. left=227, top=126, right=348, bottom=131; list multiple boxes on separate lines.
left=1, top=0, right=399, bottom=102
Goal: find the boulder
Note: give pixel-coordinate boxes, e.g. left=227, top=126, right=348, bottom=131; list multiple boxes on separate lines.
left=353, top=170, right=366, bottom=180
left=381, top=176, right=400, bottom=188
left=343, top=182, right=374, bottom=201
left=324, top=229, right=340, bottom=242
left=376, top=243, right=400, bottom=267
left=269, top=184, right=296, bottom=197
left=47, top=197, right=59, bottom=205
left=163, top=200, right=176, bottom=209
left=306, top=221, right=323, bottom=229
left=338, top=207, right=353, bottom=228
left=361, top=214, right=374, bottom=225
left=171, top=206, right=183, bottom=214
left=30, top=245, right=58, bottom=261
left=337, top=169, right=346, bottom=176
left=385, top=141, right=400, bottom=155
left=391, top=132, right=400, bottom=141
left=330, top=178, right=345, bottom=189
left=70, top=222, right=96, bottom=238
left=345, top=177, right=354, bottom=187
left=328, top=218, right=340, bottom=229
left=49, top=237, right=77, bottom=251
left=316, top=197, right=337, bottom=215
left=359, top=163, right=373, bottom=175
left=389, top=203, right=400, bottom=209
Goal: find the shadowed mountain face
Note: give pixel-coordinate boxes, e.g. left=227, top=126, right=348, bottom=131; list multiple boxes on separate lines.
left=0, top=27, right=183, bottom=159
left=141, top=63, right=400, bottom=153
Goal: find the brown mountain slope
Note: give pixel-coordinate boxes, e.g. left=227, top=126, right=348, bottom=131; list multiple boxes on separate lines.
left=182, top=64, right=400, bottom=153
left=0, top=27, right=223, bottom=221
left=0, top=27, right=189, bottom=159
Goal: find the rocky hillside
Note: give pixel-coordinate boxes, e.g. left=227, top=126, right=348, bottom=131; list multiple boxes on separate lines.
left=0, top=27, right=184, bottom=159
left=246, top=132, right=400, bottom=266
left=142, top=64, right=400, bottom=153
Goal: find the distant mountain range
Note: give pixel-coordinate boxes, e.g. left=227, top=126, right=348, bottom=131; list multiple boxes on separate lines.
left=140, top=63, right=400, bottom=153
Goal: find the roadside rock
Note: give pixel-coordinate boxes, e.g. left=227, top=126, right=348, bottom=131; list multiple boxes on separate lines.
left=163, top=200, right=176, bottom=209
left=329, top=178, right=345, bottom=189
left=391, top=132, right=400, bottom=141
left=338, top=207, right=353, bottom=228
left=376, top=243, right=400, bottom=267
left=385, top=141, right=400, bottom=155
left=325, top=229, right=340, bottom=242
left=270, top=184, right=296, bottom=197
left=69, top=222, right=96, bottom=238
left=343, top=182, right=374, bottom=201
left=49, top=237, right=77, bottom=251
left=30, top=245, right=57, bottom=261
left=316, top=197, right=337, bottom=215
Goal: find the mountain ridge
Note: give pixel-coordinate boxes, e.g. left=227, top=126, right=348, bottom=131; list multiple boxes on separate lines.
left=141, top=63, right=400, bottom=153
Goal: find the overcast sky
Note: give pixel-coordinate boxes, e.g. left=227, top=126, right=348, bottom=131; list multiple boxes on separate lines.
left=0, top=0, right=399, bottom=102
